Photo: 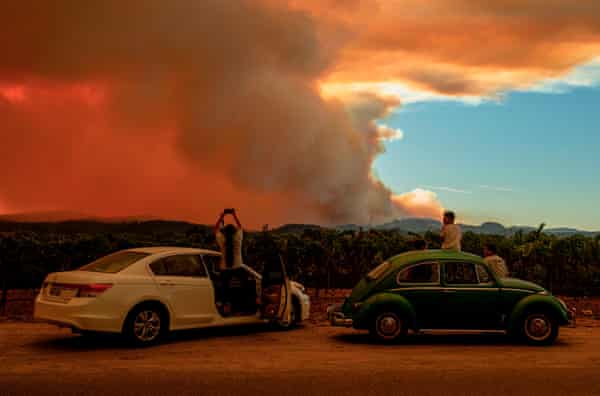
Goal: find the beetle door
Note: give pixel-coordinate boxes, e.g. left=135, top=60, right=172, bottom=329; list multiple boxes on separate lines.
left=395, top=261, right=444, bottom=329
left=260, top=252, right=291, bottom=323
left=440, top=261, right=502, bottom=329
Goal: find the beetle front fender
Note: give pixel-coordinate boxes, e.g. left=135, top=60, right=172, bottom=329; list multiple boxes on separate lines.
left=353, top=293, right=416, bottom=330
left=507, top=294, right=568, bottom=334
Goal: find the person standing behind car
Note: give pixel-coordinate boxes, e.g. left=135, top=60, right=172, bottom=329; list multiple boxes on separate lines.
left=214, top=208, right=244, bottom=270
left=483, top=243, right=509, bottom=278
left=441, top=210, right=462, bottom=251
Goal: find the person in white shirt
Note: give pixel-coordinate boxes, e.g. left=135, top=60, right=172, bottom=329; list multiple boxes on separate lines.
left=483, top=243, right=509, bottom=278
left=441, top=210, right=462, bottom=251
left=214, top=208, right=244, bottom=271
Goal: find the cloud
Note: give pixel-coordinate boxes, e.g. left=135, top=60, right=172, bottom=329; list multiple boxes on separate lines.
left=421, top=185, right=472, bottom=194
left=477, top=185, right=516, bottom=193
left=299, top=0, right=600, bottom=101
left=528, top=57, right=600, bottom=93
left=376, top=124, right=404, bottom=142
left=392, top=188, right=444, bottom=219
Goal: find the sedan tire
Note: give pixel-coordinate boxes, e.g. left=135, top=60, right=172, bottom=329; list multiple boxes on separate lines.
left=123, top=303, right=168, bottom=347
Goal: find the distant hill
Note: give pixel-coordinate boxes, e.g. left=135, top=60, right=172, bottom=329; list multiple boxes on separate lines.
left=0, top=219, right=205, bottom=235
left=0, top=211, right=94, bottom=223
left=0, top=211, right=161, bottom=223
left=271, top=224, right=323, bottom=234
left=339, top=218, right=598, bottom=237
left=376, top=218, right=441, bottom=233
left=0, top=211, right=597, bottom=237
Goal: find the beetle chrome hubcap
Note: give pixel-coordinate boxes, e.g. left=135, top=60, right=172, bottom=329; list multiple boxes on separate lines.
left=377, top=313, right=401, bottom=337
left=134, top=311, right=161, bottom=342
left=525, top=314, right=551, bottom=340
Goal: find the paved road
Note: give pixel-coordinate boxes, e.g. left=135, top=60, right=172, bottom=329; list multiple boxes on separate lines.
left=1, top=321, right=600, bottom=396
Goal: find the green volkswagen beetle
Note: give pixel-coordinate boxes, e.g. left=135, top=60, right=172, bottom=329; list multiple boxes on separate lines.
left=329, top=250, right=572, bottom=345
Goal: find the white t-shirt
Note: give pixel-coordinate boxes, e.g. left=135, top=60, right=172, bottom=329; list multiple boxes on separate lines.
left=216, top=229, right=243, bottom=270
left=441, top=224, right=462, bottom=251
left=484, top=255, right=509, bottom=278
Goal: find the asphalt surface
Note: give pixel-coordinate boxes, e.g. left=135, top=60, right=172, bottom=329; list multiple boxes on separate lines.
left=1, top=321, right=600, bottom=396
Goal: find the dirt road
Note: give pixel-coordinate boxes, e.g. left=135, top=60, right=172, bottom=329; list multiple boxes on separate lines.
left=1, top=321, right=600, bottom=396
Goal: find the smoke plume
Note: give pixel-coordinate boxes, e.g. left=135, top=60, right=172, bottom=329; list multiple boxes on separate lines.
left=0, top=0, right=442, bottom=226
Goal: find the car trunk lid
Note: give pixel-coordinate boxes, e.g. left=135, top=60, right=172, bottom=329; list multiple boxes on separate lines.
left=42, top=271, right=115, bottom=303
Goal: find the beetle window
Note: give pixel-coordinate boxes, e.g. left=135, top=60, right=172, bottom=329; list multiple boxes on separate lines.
left=397, top=262, right=440, bottom=284
left=476, top=264, right=493, bottom=284
left=445, top=262, right=478, bottom=284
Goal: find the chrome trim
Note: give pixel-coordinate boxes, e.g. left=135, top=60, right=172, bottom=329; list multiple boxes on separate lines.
left=390, top=287, right=500, bottom=292
left=501, top=288, right=536, bottom=294
left=389, top=287, right=443, bottom=292
left=442, top=287, right=500, bottom=292
left=419, top=329, right=507, bottom=335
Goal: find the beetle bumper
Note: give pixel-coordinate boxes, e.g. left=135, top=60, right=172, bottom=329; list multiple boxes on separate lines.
left=327, top=304, right=353, bottom=327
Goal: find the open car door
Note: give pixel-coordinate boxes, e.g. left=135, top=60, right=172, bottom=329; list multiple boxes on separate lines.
left=260, top=253, right=292, bottom=324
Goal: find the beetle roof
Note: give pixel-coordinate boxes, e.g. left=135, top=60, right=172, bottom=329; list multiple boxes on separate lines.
left=387, top=249, right=484, bottom=269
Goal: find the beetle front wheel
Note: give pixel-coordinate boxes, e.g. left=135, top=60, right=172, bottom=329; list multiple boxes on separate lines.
left=370, top=310, right=407, bottom=343
left=520, top=312, right=559, bottom=346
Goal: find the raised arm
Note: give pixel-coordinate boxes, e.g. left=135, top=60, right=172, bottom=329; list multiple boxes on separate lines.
left=214, top=212, right=225, bottom=233
left=231, top=210, right=242, bottom=229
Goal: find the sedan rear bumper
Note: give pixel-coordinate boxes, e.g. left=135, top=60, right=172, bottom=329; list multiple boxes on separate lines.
left=34, top=295, right=123, bottom=333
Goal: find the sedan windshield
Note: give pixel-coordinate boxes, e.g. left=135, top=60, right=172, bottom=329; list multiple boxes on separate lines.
left=79, top=251, right=150, bottom=273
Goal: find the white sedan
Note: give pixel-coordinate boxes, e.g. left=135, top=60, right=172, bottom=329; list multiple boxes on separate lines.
left=34, top=247, right=310, bottom=345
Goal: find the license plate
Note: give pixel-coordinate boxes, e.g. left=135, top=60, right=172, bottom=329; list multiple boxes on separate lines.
left=60, top=288, right=78, bottom=299
left=48, top=285, right=78, bottom=299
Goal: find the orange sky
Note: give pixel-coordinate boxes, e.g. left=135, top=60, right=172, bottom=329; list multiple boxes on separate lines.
left=1, top=0, right=599, bottom=227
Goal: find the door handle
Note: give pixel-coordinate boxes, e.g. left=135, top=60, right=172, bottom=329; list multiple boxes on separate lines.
left=442, top=289, right=456, bottom=293
left=159, top=281, right=175, bottom=286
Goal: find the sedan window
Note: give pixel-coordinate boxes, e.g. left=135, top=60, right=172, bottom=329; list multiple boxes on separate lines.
left=150, top=255, right=207, bottom=277
left=79, top=251, right=150, bottom=273
left=397, top=262, right=440, bottom=284
left=202, top=254, right=221, bottom=273
left=150, top=259, right=168, bottom=276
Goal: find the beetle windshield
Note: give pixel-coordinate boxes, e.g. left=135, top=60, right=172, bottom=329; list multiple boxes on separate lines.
left=366, top=261, right=391, bottom=281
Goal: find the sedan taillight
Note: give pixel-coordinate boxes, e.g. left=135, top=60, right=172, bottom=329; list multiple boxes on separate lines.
left=77, top=283, right=113, bottom=298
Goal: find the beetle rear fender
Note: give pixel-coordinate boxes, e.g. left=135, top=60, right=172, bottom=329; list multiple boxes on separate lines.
left=353, top=293, right=416, bottom=330
left=507, top=294, right=568, bottom=334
